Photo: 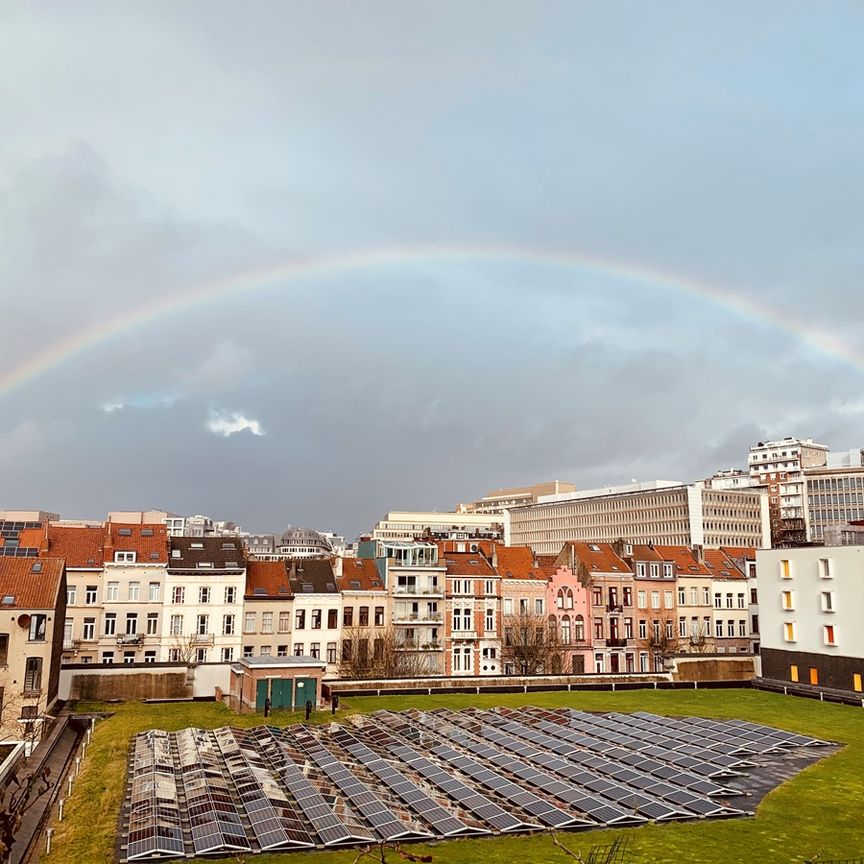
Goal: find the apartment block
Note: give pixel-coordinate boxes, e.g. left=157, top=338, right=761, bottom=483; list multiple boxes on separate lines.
left=804, top=459, right=864, bottom=543
left=505, top=483, right=769, bottom=555
left=286, top=559, right=341, bottom=675
left=757, top=546, right=864, bottom=693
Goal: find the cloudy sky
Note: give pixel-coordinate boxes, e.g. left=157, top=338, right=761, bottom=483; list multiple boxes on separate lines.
left=1, top=2, right=863, bottom=537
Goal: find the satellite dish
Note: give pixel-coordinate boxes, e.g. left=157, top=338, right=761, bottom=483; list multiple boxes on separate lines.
left=17, top=614, right=31, bottom=628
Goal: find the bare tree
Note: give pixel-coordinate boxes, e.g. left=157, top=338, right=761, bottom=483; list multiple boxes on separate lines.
left=338, top=626, right=434, bottom=679
left=171, top=633, right=202, bottom=683
left=502, top=611, right=570, bottom=676
left=637, top=621, right=680, bottom=671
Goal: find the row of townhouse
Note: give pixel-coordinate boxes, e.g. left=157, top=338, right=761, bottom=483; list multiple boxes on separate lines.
left=3, top=518, right=758, bottom=692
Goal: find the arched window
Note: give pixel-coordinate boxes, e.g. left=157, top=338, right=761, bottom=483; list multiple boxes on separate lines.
left=565, top=588, right=574, bottom=610
left=556, top=589, right=565, bottom=609
left=574, top=614, right=585, bottom=642
left=560, top=615, right=571, bottom=646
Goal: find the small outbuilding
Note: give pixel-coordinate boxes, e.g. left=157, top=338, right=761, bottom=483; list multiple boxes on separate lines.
left=228, top=655, right=326, bottom=713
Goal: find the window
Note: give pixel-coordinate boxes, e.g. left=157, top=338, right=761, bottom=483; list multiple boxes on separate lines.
left=485, top=579, right=494, bottom=595
left=243, top=612, right=256, bottom=634
left=485, top=607, right=495, bottom=632
left=148, top=582, right=160, bottom=602
left=261, top=612, right=274, bottom=633
left=819, top=558, right=832, bottom=579
left=144, top=651, right=157, bottom=664
left=575, top=615, right=585, bottom=641
left=101, top=652, right=114, bottom=665
left=679, top=617, right=687, bottom=637
left=243, top=646, right=253, bottom=658
left=123, top=651, right=135, bottom=665
left=223, top=614, right=235, bottom=635
left=67, top=586, right=77, bottom=606
left=737, top=593, right=745, bottom=609
left=358, top=607, right=369, bottom=627
left=713, top=593, right=722, bottom=608
left=225, top=586, right=236, bottom=604
left=85, top=585, right=98, bottom=605
left=170, top=614, right=183, bottom=636
left=374, top=606, right=384, bottom=627
left=310, top=642, right=321, bottom=659
left=650, top=563, right=659, bottom=579
left=636, top=562, right=646, bottom=577
left=196, top=614, right=209, bottom=635
left=221, top=648, right=234, bottom=663
left=128, top=582, right=140, bottom=601
left=715, top=620, right=723, bottom=638
left=665, top=620, right=673, bottom=639
left=24, top=657, right=42, bottom=693
left=637, top=590, right=647, bottom=609
left=295, top=610, right=305, bottom=629
left=452, top=647, right=472, bottom=673
left=504, top=598, right=513, bottom=615
left=752, top=614, right=759, bottom=634
left=663, top=563, right=673, bottom=579
left=125, top=613, right=138, bottom=635
left=534, top=598, right=543, bottom=615
left=199, top=586, right=210, bottom=604
left=820, top=591, right=835, bottom=612
left=114, top=551, right=136, bottom=563
left=146, top=613, right=159, bottom=635
left=106, top=582, right=119, bottom=602
left=28, top=615, right=47, bottom=642
left=725, top=593, right=733, bottom=609
left=638, top=619, right=647, bottom=639
left=104, top=613, right=117, bottom=636
left=196, top=648, right=208, bottom=663
left=823, top=625, right=837, bottom=646
left=592, top=587, right=603, bottom=607
left=664, top=591, right=673, bottom=608
left=327, top=642, right=337, bottom=664
left=702, top=588, right=710, bottom=605
left=780, top=559, right=791, bottom=579
left=560, top=616, right=571, bottom=645
left=781, top=591, right=795, bottom=611
left=726, top=620, right=735, bottom=637
left=690, top=587, right=698, bottom=605
left=172, top=587, right=185, bottom=604
left=622, top=587, right=632, bottom=606
left=83, top=618, right=95, bottom=640
left=294, top=643, right=305, bottom=657
left=343, top=607, right=353, bottom=627
left=624, top=617, right=633, bottom=639
left=278, top=611, right=290, bottom=632
left=277, top=644, right=288, bottom=657
left=310, top=609, right=321, bottom=629
left=260, top=646, right=271, bottom=656
left=677, top=587, right=686, bottom=605
left=651, top=591, right=660, bottom=609
left=783, top=622, right=796, bottom=642
left=738, top=619, right=747, bottom=637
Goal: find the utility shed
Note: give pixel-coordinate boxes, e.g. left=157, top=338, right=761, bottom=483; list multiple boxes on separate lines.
left=228, top=655, right=326, bottom=712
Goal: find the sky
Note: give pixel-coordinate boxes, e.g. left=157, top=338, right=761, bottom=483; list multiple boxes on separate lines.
left=1, top=1, right=863, bottom=538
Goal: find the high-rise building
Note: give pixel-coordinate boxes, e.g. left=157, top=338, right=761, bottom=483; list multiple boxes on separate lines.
left=459, top=481, right=576, bottom=514
left=803, top=450, right=864, bottom=543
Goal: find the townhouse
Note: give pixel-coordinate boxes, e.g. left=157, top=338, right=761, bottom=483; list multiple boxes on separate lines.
left=336, top=557, right=390, bottom=674
left=497, top=546, right=549, bottom=675
left=442, top=550, right=501, bottom=676
left=242, top=559, right=294, bottom=659
left=0, top=557, right=66, bottom=739
left=287, top=559, right=341, bottom=674
left=658, top=545, right=714, bottom=651
left=101, top=523, right=169, bottom=665
left=626, top=544, right=678, bottom=670
left=539, top=554, right=592, bottom=673
left=704, top=549, right=750, bottom=653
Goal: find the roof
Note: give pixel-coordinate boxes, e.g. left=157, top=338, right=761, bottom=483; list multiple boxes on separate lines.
left=336, top=558, right=385, bottom=592
left=494, top=546, right=546, bottom=581
left=628, top=544, right=664, bottom=562
left=43, top=525, right=105, bottom=569
left=562, top=542, right=632, bottom=575
left=237, top=655, right=326, bottom=670
left=105, top=523, right=169, bottom=564
left=0, top=557, right=65, bottom=609
left=287, top=559, right=338, bottom=594
left=721, top=546, right=757, bottom=560
left=168, top=536, right=245, bottom=571
left=442, top=552, right=496, bottom=577
left=534, top=554, right=562, bottom=577
left=703, top=549, right=745, bottom=580
left=652, top=545, right=712, bottom=576
left=245, top=560, right=293, bottom=599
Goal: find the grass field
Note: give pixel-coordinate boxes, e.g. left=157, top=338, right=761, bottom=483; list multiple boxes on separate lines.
left=41, top=689, right=864, bottom=864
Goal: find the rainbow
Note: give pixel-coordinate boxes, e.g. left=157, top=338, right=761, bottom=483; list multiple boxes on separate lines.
left=1, top=244, right=861, bottom=400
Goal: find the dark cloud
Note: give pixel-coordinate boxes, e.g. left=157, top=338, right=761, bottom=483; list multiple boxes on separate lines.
left=1, top=2, right=863, bottom=536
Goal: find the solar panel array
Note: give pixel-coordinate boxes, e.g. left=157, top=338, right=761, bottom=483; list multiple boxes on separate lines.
left=121, top=708, right=831, bottom=861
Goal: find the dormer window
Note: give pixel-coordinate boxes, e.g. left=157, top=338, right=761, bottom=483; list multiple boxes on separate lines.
left=115, top=551, right=136, bottom=563
left=118, top=528, right=132, bottom=536
left=171, top=549, right=181, bottom=559
left=141, top=529, right=154, bottom=537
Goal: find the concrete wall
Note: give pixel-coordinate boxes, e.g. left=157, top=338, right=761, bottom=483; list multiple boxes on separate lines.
left=59, top=662, right=232, bottom=701
left=672, top=655, right=755, bottom=682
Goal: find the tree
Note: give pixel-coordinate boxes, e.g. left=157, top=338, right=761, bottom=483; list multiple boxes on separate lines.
left=637, top=620, right=680, bottom=671
left=171, top=633, right=202, bottom=683
left=338, top=626, right=435, bottom=679
left=502, top=610, right=571, bottom=676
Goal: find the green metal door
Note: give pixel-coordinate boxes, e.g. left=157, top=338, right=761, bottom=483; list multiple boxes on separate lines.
left=255, top=679, right=269, bottom=712
left=271, top=678, right=293, bottom=709
left=293, top=677, right=316, bottom=709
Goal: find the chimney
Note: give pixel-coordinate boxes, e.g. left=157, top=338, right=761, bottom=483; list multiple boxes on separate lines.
left=692, top=544, right=704, bottom=564
left=333, top=557, right=343, bottom=577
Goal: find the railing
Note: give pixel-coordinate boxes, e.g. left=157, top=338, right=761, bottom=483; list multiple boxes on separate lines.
left=606, top=604, right=624, bottom=613
left=62, top=639, right=80, bottom=650
left=116, top=634, right=142, bottom=646
left=193, top=633, right=215, bottom=645
left=606, top=637, right=628, bottom=647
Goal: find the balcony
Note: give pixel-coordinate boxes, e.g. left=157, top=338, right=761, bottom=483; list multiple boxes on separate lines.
left=606, top=604, right=624, bottom=613
left=392, top=614, right=443, bottom=625
left=606, top=637, right=628, bottom=647
left=116, top=634, right=142, bottom=646
left=396, top=640, right=442, bottom=651
left=193, top=633, right=215, bottom=646
left=393, top=586, right=442, bottom=597
left=451, top=630, right=477, bottom=640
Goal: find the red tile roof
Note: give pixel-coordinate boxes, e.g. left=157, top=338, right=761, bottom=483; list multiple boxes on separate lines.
left=721, top=546, right=757, bottom=560
left=703, top=549, right=745, bottom=580
left=0, top=557, right=65, bottom=609
left=629, top=544, right=664, bottom=562
left=564, top=542, right=631, bottom=574
left=337, top=557, right=385, bottom=592
left=443, top=552, right=496, bottom=577
left=43, top=525, right=105, bottom=569
left=653, top=545, right=712, bottom=576
left=494, top=546, right=546, bottom=581
left=245, top=560, right=292, bottom=598
left=534, top=554, right=562, bottom=577
left=18, top=527, right=46, bottom=549
left=104, top=523, right=168, bottom=563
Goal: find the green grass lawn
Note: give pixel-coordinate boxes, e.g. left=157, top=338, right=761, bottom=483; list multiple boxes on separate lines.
left=41, top=690, right=864, bottom=864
